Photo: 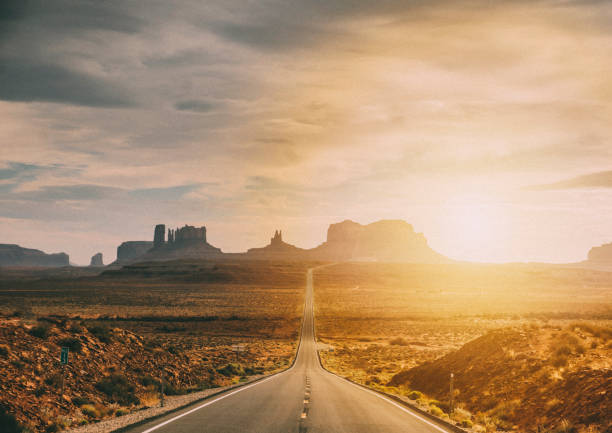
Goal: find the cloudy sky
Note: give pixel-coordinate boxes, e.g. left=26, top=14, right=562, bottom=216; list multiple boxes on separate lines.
left=1, top=0, right=612, bottom=265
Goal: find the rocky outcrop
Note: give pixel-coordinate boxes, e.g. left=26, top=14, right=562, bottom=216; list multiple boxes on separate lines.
left=578, top=242, right=612, bottom=270
left=309, top=220, right=449, bottom=263
left=0, top=244, right=69, bottom=267
left=140, top=224, right=222, bottom=261
left=153, top=224, right=166, bottom=247
left=114, top=219, right=448, bottom=264
left=246, top=230, right=306, bottom=258
left=116, top=241, right=153, bottom=263
left=89, top=252, right=103, bottom=267
left=587, top=243, right=612, bottom=263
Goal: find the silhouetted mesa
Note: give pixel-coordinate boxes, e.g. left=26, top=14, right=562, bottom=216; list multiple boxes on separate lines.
left=309, top=220, right=450, bottom=263
left=116, top=241, right=153, bottom=263
left=0, top=244, right=69, bottom=267
left=114, top=219, right=449, bottom=264
left=89, top=252, right=104, bottom=267
left=140, top=224, right=222, bottom=261
left=581, top=242, right=612, bottom=270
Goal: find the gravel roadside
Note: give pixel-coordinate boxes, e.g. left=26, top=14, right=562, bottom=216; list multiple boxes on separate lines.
left=64, top=373, right=269, bottom=433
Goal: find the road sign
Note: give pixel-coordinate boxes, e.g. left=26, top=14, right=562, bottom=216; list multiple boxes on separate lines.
left=60, top=347, right=69, bottom=365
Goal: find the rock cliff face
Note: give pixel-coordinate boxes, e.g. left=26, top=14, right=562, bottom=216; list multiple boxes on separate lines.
left=89, top=252, right=103, bottom=267
left=310, top=220, right=449, bottom=263
left=0, top=244, right=69, bottom=267
left=116, top=241, right=153, bottom=263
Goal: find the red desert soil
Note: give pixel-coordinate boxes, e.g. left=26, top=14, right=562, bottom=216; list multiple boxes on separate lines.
left=0, top=316, right=295, bottom=432
left=388, top=323, right=612, bottom=433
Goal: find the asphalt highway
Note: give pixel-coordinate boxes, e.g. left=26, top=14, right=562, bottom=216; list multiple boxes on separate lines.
left=127, top=267, right=451, bottom=433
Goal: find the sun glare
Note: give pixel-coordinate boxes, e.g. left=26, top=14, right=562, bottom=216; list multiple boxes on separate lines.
left=443, top=200, right=510, bottom=262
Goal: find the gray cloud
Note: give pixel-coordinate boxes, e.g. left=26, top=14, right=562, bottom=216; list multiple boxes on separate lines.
left=0, top=58, right=134, bottom=107
left=0, top=162, right=83, bottom=185
left=0, top=0, right=143, bottom=39
left=174, top=100, right=216, bottom=112
left=525, top=170, right=612, bottom=190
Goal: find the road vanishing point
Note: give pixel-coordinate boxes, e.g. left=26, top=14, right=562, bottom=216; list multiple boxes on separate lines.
left=127, top=267, right=452, bottom=433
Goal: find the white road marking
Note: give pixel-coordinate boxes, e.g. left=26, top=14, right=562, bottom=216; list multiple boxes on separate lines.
left=342, top=379, right=452, bottom=433
left=140, top=367, right=285, bottom=432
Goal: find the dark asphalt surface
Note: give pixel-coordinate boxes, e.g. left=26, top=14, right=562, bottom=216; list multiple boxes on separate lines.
left=127, top=267, right=450, bottom=433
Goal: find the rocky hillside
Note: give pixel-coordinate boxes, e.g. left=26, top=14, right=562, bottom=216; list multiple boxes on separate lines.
left=0, top=316, right=293, bottom=432
left=0, top=244, right=69, bottom=267
left=388, top=324, right=612, bottom=433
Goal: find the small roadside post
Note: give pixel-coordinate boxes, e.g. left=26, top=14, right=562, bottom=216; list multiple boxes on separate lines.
left=160, top=369, right=165, bottom=408
left=449, top=372, right=454, bottom=416
left=60, top=347, right=69, bottom=396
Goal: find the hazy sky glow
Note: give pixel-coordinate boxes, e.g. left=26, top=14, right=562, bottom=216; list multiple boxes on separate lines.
left=1, top=0, right=612, bottom=264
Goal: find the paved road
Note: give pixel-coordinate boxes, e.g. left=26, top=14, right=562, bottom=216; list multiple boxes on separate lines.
left=128, top=267, right=450, bottom=433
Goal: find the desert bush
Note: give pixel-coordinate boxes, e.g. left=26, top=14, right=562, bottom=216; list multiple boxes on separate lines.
left=460, top=420, right=473, bottom=428
left=45, top=423, right=60, bottom=433
left=139, top=391, right=160, bottom=407
left=10, top=359, right=24, bottom=369
left=45, top=373, right=63, bottom=388
left=389, top=337, right=409, bottom=346
left=555, top=345, right=573, bottom=357
left=166, top=345, right=180, bottom=355
left=429, top=405, right=444, bottom=417
left=28, top=324, right=49, bottom=339
left=34, top=386, right=46, bottom=397
left=407, top=390, right=423, bottom=400
left=95, top=374, right=139, bottom=406
left=554, top=419, right=575, bottom=433
left=80, top=404, right=100, bottom=418
left=138, top=375, right=160, bottom=388
left=115, top=408, right=129, bottom=417
left=0, top=344, right=9, bottom=357
left=0, top=405, right=24, bottom=433
left=551, top=354, right=569, bottom=368
left=88, top=325, right=112, bottom=343
left=72, top=396, right=91, bottom=407
left=244, top=366, right=263, bottom=375
left=57, top=337, right=83, bottom=353
left=217, top=363, right=245, bottom=377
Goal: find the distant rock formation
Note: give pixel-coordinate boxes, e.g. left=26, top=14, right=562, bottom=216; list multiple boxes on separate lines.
left=116, top=241, right=153, bottom=263
left=587, top=243, right=612, bottom=263
left=167, top=225, right=207, bottom=244
left=580, top=242, right=612, bottom=270
left=140, top=224, right=222, bottom=261
left=0, top=244, right=69, bottom=267
left=309, top=220, right=449, bottom=263
left=113, top=219, right=448, bottom=264
left=153, top=224, right=165, bottom=247
left=89, top=252, right=104, bottom=267
left=246, top=229, right=306, bottom=258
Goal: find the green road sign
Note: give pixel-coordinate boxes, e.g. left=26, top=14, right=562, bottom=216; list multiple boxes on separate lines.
left=60, top=347, right=69, bottom=365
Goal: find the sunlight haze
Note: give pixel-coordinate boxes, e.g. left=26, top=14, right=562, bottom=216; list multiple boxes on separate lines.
left=1, top=1, right=612, bottom=264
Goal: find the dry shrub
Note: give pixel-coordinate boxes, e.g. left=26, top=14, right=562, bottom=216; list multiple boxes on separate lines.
left=389, top=337, right=409, bottom=346
left=139, top=391, right=160, bottom=408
